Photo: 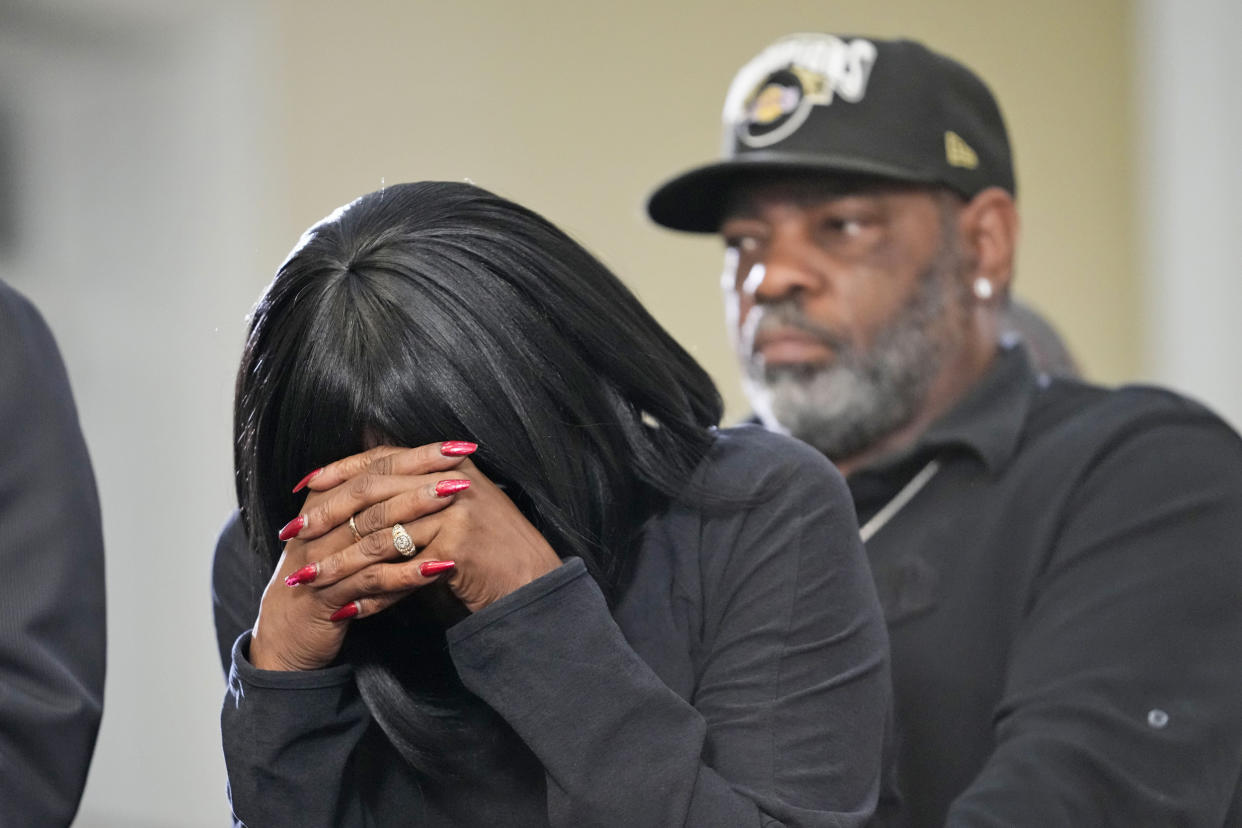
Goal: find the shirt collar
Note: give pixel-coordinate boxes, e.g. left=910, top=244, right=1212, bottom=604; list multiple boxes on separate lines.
left=860, top=341, right=1039, bottom=477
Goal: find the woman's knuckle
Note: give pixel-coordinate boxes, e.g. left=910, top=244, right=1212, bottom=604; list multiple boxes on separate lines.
left=346, top=474, right=367, bottom=498
left=363, top=501, right=389, bottom=532
left=359, top=569, right=384, bottom=594
left=363, top=532, right=388, bottom=560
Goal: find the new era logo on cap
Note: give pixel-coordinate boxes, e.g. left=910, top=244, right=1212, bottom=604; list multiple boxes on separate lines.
left=945, top=131, right=979, bottom=169
left=647, top=34, right=1016, bottom=233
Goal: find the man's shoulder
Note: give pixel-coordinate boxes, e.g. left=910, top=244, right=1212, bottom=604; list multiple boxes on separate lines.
left=1032, top=376, right=1238, bottom=442
left=897, top=365, right=1242, bottom=508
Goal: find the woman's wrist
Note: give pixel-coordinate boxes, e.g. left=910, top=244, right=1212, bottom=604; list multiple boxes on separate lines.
left=249, top=629, right=329, bottom=672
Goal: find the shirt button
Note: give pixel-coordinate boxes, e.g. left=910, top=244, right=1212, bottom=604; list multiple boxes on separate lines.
left=1147, top=709, right=1169, bottom=728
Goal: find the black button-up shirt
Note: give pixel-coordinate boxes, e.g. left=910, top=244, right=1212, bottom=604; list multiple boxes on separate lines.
left=851, top=343, right=1242, bottom=827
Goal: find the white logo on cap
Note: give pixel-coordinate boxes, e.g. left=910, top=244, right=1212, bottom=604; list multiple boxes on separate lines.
left=725, top=34, right=878, bottom=149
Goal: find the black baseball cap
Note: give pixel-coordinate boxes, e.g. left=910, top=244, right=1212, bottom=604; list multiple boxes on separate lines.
left=647, top=34, right=1015, bottom=233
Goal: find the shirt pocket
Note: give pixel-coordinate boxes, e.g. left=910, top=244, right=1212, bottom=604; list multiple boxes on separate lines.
left=869, top=548, right=942, bottom=626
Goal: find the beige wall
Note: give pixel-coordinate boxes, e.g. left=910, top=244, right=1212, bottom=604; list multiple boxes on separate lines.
left=268, top=1, right=1136, bottom=422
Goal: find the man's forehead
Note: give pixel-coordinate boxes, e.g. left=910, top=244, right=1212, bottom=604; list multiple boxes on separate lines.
left=721, top=172, right=935, bottom=220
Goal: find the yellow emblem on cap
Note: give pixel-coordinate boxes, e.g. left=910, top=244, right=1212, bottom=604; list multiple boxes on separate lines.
left=751, top=84, right=793, bottom=125
left=945, top=131, right=979, bottom=169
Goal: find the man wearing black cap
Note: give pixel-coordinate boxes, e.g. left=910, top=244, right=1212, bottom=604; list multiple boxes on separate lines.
left=648, top=34, right=1242, bottom=827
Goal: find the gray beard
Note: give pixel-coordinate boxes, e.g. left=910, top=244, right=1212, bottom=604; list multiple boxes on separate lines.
left=742, top=251, right=966, bottom=462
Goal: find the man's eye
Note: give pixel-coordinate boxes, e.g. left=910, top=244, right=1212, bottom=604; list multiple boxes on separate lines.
left=825, top=218, right=865, bottom=237
left=729, top=236, right=761, bottom=253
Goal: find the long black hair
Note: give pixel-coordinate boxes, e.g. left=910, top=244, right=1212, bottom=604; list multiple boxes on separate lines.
left=234, top=181, right=723, bottom=777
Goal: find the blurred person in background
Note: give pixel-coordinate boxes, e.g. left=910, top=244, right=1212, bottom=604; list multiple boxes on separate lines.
left=1001, top=301, right=1079, bottom=379
left=647, top=33, right=1242, bottom=827
left=0, top=279, right=105, bottom=827
left=213, top=181, right=890, bottom=826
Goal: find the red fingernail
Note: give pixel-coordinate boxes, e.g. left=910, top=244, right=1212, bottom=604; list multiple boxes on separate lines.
left=292, top=468, right=323, bottom=493
left=435, top=479, right=471, bottom=497
left=284, top=563, right=318, bottom=587
left=277, top=515, right=306, bottom=541
left=419, top=560, right=456, bottom=577
left=440, top=441, right=478, bottom=457
left=329, top=602, right=359, bottom=622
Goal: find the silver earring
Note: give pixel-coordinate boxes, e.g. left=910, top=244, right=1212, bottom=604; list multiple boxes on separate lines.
left=973, top=277, right=994, bottom=300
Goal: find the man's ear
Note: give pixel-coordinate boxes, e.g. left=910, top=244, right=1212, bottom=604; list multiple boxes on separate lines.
left=959, top=187, right=1019, bottom=299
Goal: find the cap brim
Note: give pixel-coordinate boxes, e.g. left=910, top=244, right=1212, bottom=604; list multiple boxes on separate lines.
left=645, top=151, right=940, bottom=233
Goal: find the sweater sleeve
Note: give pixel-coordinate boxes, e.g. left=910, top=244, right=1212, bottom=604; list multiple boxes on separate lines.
left=448, top=436, right=891, bottom=827
left=0, top=282, right=106, bottom=827
left=946, top=413, right=1242, bottom=826
left=220, top=632, right=376, bottom=828
left=214, top=515, right=379, bottom=827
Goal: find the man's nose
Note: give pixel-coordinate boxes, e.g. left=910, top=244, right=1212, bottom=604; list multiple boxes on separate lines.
left=751, top=231, right=824, bottom=303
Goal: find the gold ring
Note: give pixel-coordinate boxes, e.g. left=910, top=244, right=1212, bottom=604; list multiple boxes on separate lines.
left=349, top=515, right=363, bottom=543
left=392, top=523, right=416, bottom=557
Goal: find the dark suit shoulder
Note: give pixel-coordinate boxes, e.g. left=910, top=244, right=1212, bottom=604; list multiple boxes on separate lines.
left=0, top=281, right=74, bottom=411
left=0, top=278, right=42, bottom=326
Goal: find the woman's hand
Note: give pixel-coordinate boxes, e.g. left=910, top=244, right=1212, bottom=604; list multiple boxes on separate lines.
left=249, top=441, right=562, bottom=672
left=249, top=442, right=475, bottom=672
left=292, top=442, right=563, bottom=614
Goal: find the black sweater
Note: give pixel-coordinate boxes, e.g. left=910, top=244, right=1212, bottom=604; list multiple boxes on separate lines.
left=213, top=425, right=891, bottom=827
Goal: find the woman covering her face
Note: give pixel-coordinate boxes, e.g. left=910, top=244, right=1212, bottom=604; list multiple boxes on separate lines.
left=213, top=181, right=890, bottom=827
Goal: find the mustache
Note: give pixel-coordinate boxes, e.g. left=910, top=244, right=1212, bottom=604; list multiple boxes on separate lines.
left=750, top=301, right=849, bottom=352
